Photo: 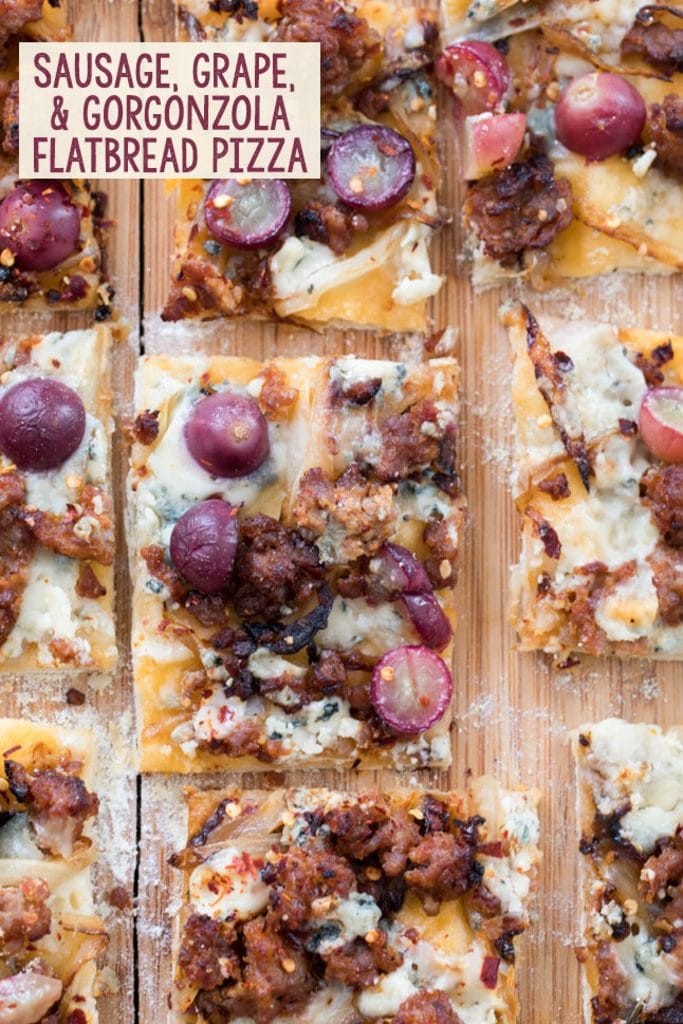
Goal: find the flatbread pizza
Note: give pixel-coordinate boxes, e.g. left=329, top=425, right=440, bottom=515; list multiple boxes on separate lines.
left=128, top=352, right=463, bottom=771
left=0, top=326, right=116, bottom=672
left=437, top=0, right=683, bottom=287
left=0, top=718, right=107, bottom=1024
left=169, top=782, right=540, bottom=1024
left=163, top=0, right=443, bottom=332
left=575, top=719, right=683, bottom=1024
left=506, top=302, right=683, bottom=659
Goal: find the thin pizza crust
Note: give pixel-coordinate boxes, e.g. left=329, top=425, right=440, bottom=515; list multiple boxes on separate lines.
left=169, top=783, right=540, bottom=1024
left=165, top=0, right=442, bottom=332
left=574, top=720, right=683, bottom=1024
left=129, top=353, right=463, bottom=772
left=0, top=326, right=116, bottom=672
left=505, top=302, right=683, bottom=659
left=0, top=718, right=107, bottom=1023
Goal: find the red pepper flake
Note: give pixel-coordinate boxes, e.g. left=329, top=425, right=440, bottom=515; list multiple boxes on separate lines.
left=66, top=1011, right=88, bottom=1024
left=480, top=956, right=500, bottom=989
left=478, top=840, right=504, bottom=857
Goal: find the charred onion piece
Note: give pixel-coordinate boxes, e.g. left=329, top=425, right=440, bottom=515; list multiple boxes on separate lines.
left=244, top=583, right=333, bottom=654
left=524, top=305, right=592, bottom=490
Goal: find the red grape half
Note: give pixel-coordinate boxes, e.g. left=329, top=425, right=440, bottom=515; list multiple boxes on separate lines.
left=0, top=181, right=81, bottom=272
left=370, top=644, right=453, bottom=734
left=326, top=126, right=415, bottom=212
left=184, top=391, right=270, bottom=479
left=169, top=499, right=238, bottom=593
left=0, top=377, right=86, bottom=472
left=401, top=592, right=453, bottom=651
left=640, top=387, right=683, bottom=463
left=204, top=179, right=291, bottom=249
left=554, top=73, right=646, bottom=161
left=436, top=41, right=510, bottom=118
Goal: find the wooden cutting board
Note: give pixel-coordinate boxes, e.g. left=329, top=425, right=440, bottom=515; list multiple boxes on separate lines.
left=2, top=0, right=682, bottom=1019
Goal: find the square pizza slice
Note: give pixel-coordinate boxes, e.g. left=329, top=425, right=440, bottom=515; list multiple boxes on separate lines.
left=0, top=325, right=116, bottom=672
left=168, top=782, right=540, bottom=1024
left=0, top=718, right=108, bottom=1023
left=505, top=302, right=683, bottom=659
left=575, top=719, right=683, bottom=1024
left=163, top=0, right=443, bottom=332
left=437, top=0, right=683, bottom=287
left=0, top=3, right=113, bottom=314
left=0, top=180, right=114, bottom=315
left=129, top=353, right=463, bottom=771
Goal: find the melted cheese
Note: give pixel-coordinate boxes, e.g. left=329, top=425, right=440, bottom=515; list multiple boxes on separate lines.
left=580, top=720, right=683, bottom=854
left=612, top=929, right=679, bottom=1011
left=270, top=176, right=441, bottom=325
left=545, top=0, right=643, bottom=57
left=3, top=550, right=113, bottom=667
left=329, top=357, right=408, bottom=400
left=265, top=697, right=362, bottom=757
left=188, top=688, right=266, bottom=753
left=0, top=814, right=42, bottom=859
left=545, top=320, right=645, bottom=440
left=358, top=937, right=504, bottom=1024
left=310, top=891, right=382, bottom=954
left=510, top=314, right=647, bottom=479
left=247, top=648, right=307, bottom=682
left=319, top=597, right=414, bottom=653
left=189, top=846, right=269, bottom=922
left=482, top=792, right=540, bottom=919
left=509, top=307, right=682, bottom=655
left=594, top=562, right=659, bottom=642
left=554, top=155, right=683, bottom=270
left=549, top=436, right=659, bottom=573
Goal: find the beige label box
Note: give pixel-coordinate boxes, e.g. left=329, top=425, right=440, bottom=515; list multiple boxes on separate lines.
left=19, top=41, right=321, bottom=179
